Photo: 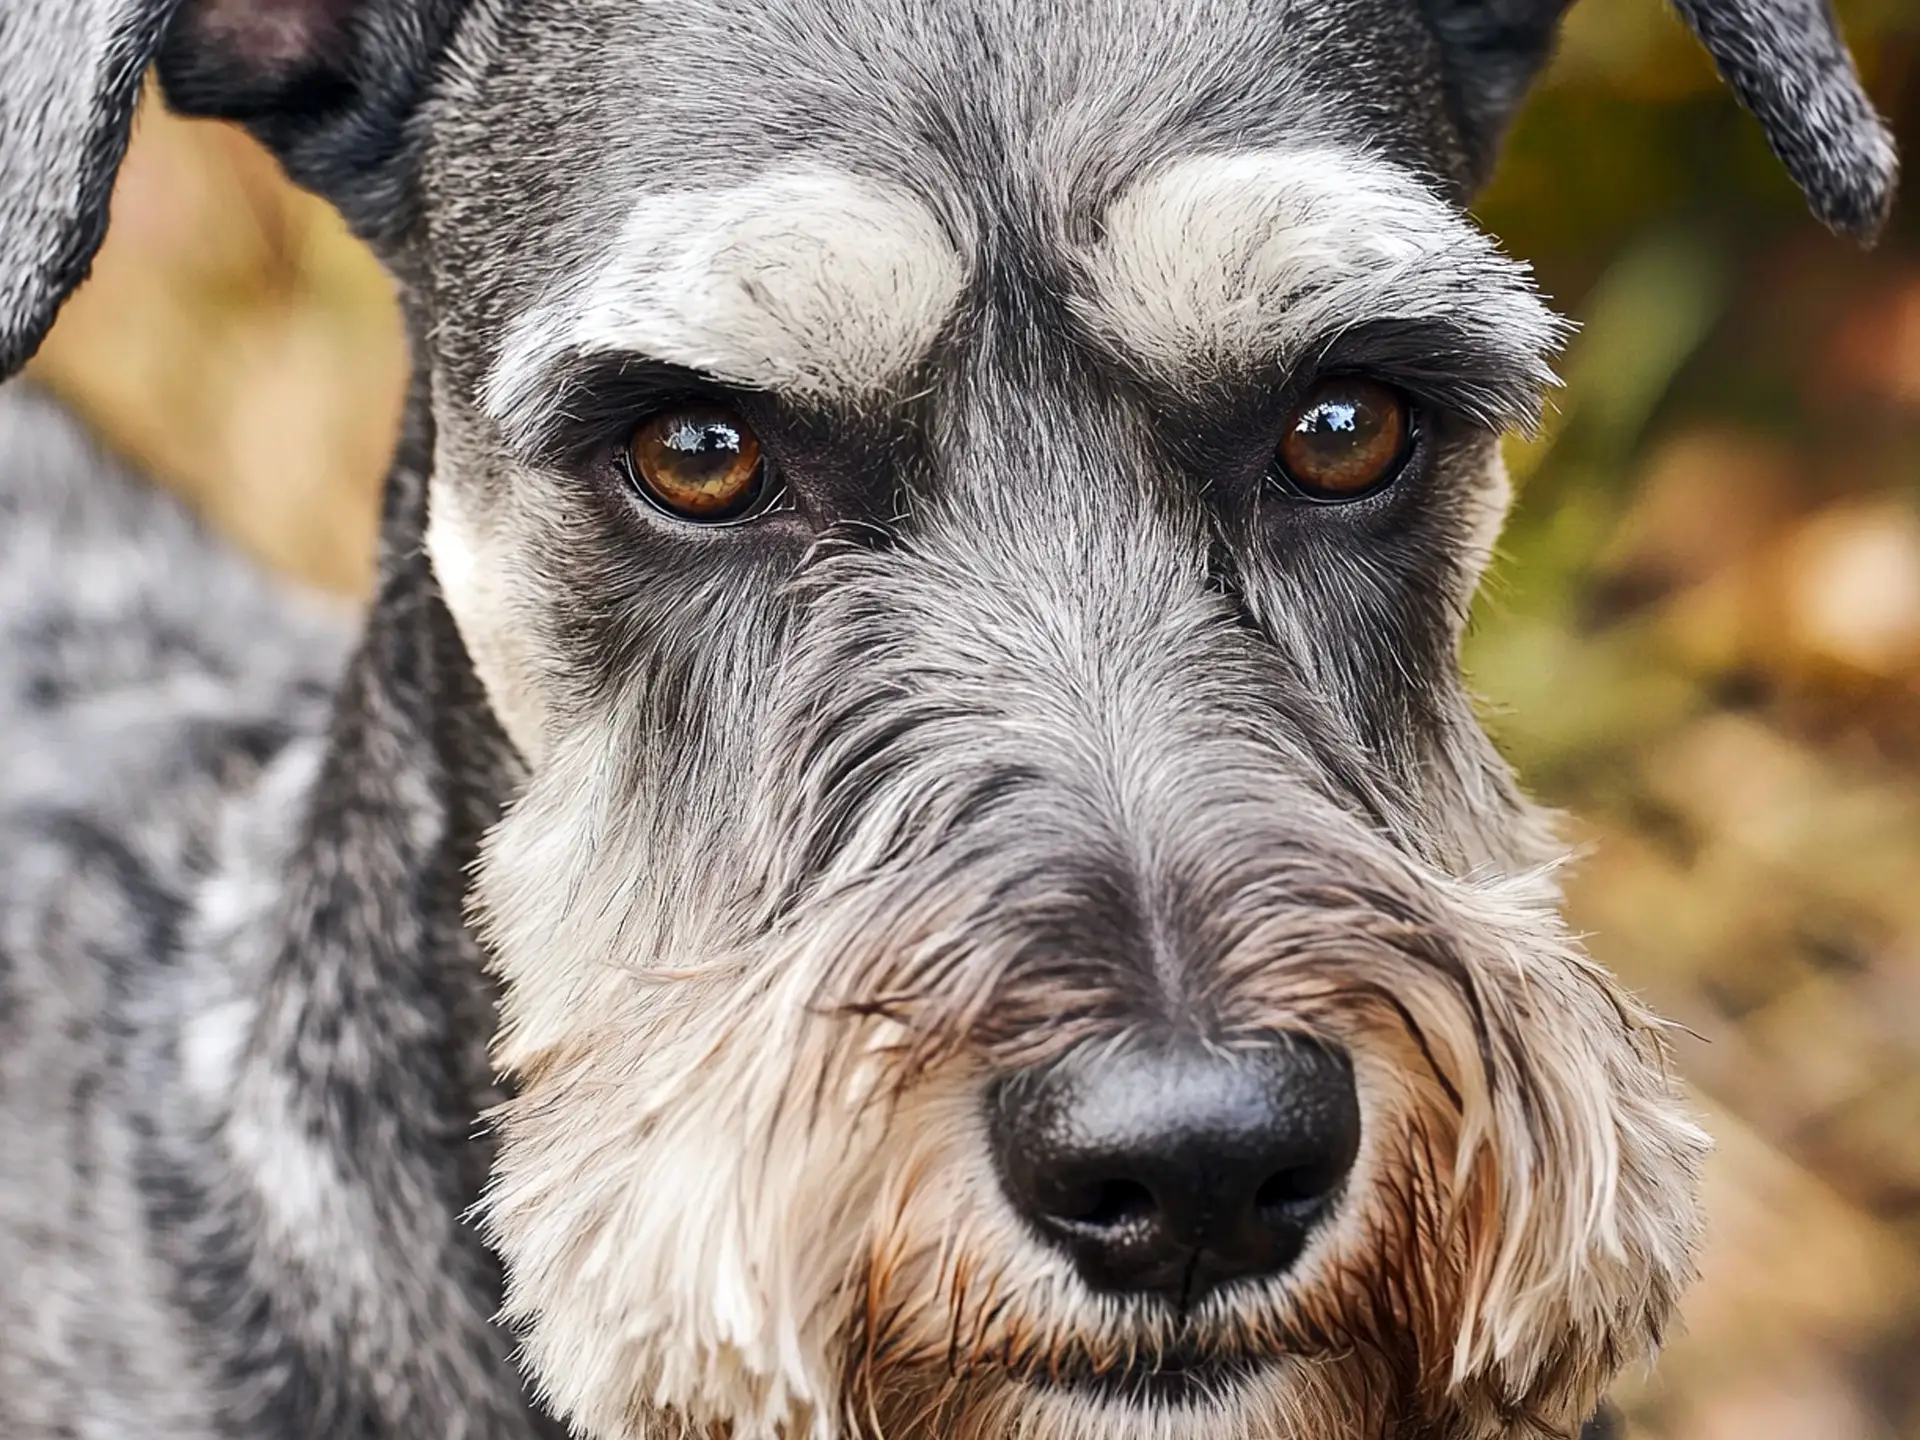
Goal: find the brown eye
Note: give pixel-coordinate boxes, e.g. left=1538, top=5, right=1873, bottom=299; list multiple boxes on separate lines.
left=1275, top=378, right=1413, bottom=501
left=624, top=404, right=768, bottom=521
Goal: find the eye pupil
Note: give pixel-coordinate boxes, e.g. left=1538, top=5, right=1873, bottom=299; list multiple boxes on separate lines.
left=627, top=404, right=766, bottom=521
left=1276, top=378, right=1411, bottom=500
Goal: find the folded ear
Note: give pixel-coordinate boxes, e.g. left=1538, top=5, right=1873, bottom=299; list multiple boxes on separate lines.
left=0, top=0, right=184, bottom=378
left=1418, top=0, right=1577, bottom=188
left=0, top=0, right=463, bottom=381
left=156, top=0, right=467, bottom=239
left=1672, top=0, right=1899, bottom=241
left=1421, top=0, right=1899, bottom=242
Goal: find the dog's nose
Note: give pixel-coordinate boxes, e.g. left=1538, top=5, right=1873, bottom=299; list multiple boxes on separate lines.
left=988, top=1038, right=1360, bottom=1305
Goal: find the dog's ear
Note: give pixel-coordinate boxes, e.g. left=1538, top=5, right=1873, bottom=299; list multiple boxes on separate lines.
left=1423, top=0, right=1899, bottom=241
left=1670, top=0, right=1898, bottom=241
left=1418, top=0, right=1575, bottom=188
left=156, top=0, right=466, bottom=238
left=1, top=0, right=184, bottom=378
left=0, top=0, right=462, bottom=380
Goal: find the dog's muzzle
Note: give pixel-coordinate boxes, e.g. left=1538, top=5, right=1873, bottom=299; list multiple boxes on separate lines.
left=987, top=1036, right=1361, bottom=1306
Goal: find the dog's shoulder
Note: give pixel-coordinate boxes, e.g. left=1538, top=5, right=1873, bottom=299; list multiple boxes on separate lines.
left=0, top=381, right=355, bottom=1439
left=0, top=376, right=344, bottom=1012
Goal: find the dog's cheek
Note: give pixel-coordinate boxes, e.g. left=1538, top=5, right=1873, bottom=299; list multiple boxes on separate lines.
left=1455, top=438, right=1514, bottom=605
left=425, top=473, right=554, bottom=765
left=1403, top=435, right=1564, bottom=879
left=480, top=972, right=891, bottom=1437
left=1438, top=883, right=1709, bottom=1424
left=473, top=724, right=912, bottom=1438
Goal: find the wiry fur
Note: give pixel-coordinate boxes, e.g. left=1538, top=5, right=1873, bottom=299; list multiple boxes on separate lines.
left=0, top=0, right=1895, bottom=1436
left=1669, top=0, right=1899, bottom=240
left=472, top=366, right=1705, bottom=1438
left=486, top=171, right=972, bottom=434
left=1071, top=150, right=1567, bottom=406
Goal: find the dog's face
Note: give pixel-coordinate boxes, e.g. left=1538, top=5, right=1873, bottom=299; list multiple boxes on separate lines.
left=419, top=8, right=1691, bottom=1436
left=0, top=1, right=1898, bottom=1437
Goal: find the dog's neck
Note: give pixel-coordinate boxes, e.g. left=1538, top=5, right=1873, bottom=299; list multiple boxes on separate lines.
left=165, top=362, right=555, bottom=1437
left=263, top=361, right=520, bottom=1168
left=266, top=357, right=519, bottom=1136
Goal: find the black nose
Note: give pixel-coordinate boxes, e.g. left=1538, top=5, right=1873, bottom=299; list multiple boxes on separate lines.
left=988, top=1037, right=1360, bottom=1305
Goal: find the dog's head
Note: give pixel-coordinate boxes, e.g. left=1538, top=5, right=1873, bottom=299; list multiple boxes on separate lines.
left=0, top=2, right=1898, bottom=1437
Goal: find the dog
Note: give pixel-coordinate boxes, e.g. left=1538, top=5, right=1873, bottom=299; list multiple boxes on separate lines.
left=0, top=1, right=1899, bottom=1437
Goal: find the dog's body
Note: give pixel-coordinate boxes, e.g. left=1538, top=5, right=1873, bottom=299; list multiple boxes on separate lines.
left=0, top=2, right=1897, bottom=1438
left=0, top=380, right=549, bottom=1436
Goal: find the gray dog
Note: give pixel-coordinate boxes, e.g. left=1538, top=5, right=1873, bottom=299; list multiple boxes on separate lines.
left=0, top=1, right=1899, bottom=1437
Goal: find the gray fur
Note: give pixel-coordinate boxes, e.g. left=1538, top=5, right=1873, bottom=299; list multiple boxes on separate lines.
left=1672, top=0, right=1900, bottom=240
left=0, top=380, right=545, bottom=1437
left=0, top=380, right=332, bottom=1434
left=0, top=0, right=1896, bottom=1437
left=0, top=0, right=181, bottom=374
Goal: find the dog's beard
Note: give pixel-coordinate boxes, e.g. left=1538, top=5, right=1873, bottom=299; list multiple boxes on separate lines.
left=844, top=1355, right=1352, bottom=1440
left=840, top=979, right=1693, bottom=1440
left=472, top=712, right=1706, bottom=1440
left=834, top=1068, right=1396, bottom=1440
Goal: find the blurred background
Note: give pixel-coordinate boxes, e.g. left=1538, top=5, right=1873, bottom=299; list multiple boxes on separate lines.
left=22, top=1, right=1920, bottom=1433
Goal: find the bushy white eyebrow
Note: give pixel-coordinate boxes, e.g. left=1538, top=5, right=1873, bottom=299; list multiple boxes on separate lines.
left=483, top=170, right=968, bottom=447
left=1073, top=149, right=1568, bottom=424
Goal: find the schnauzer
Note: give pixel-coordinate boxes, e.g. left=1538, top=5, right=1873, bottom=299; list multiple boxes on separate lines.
left=0, top=0, right=1898, bottom=1437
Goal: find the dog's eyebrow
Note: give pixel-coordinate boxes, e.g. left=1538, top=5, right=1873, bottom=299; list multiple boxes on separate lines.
left=1073, top=150, right=1568, bottom=430
left=483, top=171, right=968, bottom=448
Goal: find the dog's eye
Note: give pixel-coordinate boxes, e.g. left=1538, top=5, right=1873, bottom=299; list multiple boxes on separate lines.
left=1274, top=378, right=1413, bottom=502
left=624, top=405, right=768, bottom=522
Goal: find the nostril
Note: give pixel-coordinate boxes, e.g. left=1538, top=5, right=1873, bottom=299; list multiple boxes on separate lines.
left=1056, top=1178, right=1158, bottom=1232
left=1253, top=1162, right=1340, bottom=1219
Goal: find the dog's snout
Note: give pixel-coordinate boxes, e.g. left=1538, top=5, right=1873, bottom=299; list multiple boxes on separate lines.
left=988, top=1038, right=1361, bottom=1305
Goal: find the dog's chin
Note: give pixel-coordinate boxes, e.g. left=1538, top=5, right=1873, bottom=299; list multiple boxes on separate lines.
left=996, top=1358, right=1299, bottom=1440
left=854, top=1342, right=1306, bottom=1440
left=1026, top=1352, right=1272, bottom=1411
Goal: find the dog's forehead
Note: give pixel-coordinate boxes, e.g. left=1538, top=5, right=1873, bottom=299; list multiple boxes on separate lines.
left=427, top=0, right=1465, bottom=364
